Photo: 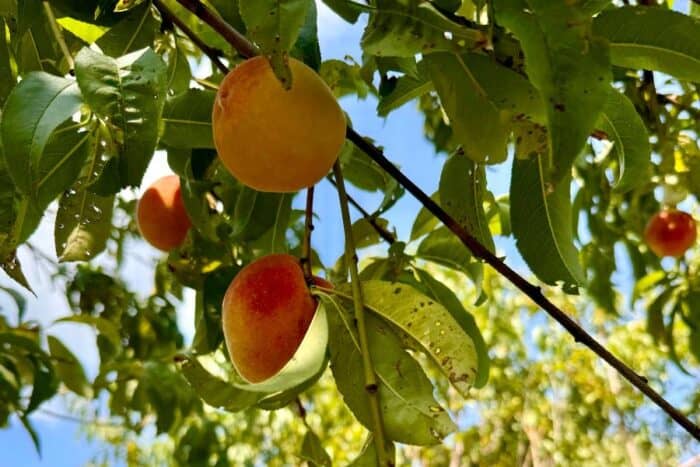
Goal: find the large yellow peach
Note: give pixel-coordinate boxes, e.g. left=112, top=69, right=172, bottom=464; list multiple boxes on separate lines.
left=136, top=175, right=191, bottom=251
left=212, top=56, right=346, bottom=193
left=221, top=254, right=327, bottom=383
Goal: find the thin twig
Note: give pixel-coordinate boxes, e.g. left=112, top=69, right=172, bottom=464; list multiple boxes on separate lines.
left=346, top=127, right=700, bottom=442
left=42, top=2, right=74, bottom=72
left=326, top=175, right=396, bottom=244
left=174, top=0, right=259, bottom=59
left=164, top=0, right=700, bottom=442
left=301, top=187, right=315, bottom=282
left=152, top=0, right=228, bottom=73
left=334, top=161, right=391, bottom=466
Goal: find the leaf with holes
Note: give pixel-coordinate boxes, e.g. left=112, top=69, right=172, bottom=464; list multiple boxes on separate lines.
left=323, top=293, right=456, bottom=445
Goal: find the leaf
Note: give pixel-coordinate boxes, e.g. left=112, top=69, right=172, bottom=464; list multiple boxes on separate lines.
left=320, top=0, right=362, bottom=23
left=593, top=6, right=700, bottom=83
left=1, top=253, right=34, bottom=294
left=339, top=142, right=393, bottom=193
left=239, top=0, right=312, bottom=86
left=352, top=218, right=389, bottom=249
left=494, top=0, right=611, bottom=181
left=75, top=47, right=167, bottom=187
left=47, top=335, right=90, bottom=397
left=180, top=356, right=261, bottom=411
left=0, top=72, right=82, bottom=193
left=55, top=315, right=121, bottom=348
left=344, top=281, right=479, bottom=396
left=323, top=294, right=456, bottom=445
left=232, top=186, right=258, bottom=235
left=300, top=430, right=332, bottom=466
left=161, top=89, right=215, bottom=149
left=96, top=1, right=159, bottom=57
left=166, top=40, right=192, bottom=94
left=361, top=0, right=485, bottom=57
left=647, top=288, right=672, bottom=344
left=417, top=227, right=473, bottom=274
left=291, top=1, right=321, bottom=71
left=19, top=415, right=41, bottom=455
left=410, top=192, right=439, bottom=240
left=510, top=155, right=583, bottom=290
left=348, top=435, right=396, bottom=467
left=424, top=53, right=510, bottom=163
left=0, top=18, right=15, bottom=107
left=414, top=269, right=489, bottom=388
left=377, top=73, right=432, bottom=117
left=596, top=89, right=652, bottom=193
left=55, top=188, right=115, bottom=262
left=439, top=152, right=495, bottom=253
left=56, top=17, right=109, bottom=43
left=34, top=122, right=93, bottom=207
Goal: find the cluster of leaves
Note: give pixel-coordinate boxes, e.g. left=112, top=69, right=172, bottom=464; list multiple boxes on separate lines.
left=0, top=0, right=699, bottom=464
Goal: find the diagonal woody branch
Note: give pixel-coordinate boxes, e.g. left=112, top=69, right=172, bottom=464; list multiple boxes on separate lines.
left=169, top=0, right=700, bottom=442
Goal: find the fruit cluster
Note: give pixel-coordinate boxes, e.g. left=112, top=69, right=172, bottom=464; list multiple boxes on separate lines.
left=134, top=57, right=698, bottom=385
left=136, top=57, right=344, bottom=383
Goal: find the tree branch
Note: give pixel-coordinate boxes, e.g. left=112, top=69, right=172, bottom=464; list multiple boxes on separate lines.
left=170, top=0, right=700, bottom=442
left=152, top=0, right=228, bottom=73
left=326, top=175, right=397, bottom=244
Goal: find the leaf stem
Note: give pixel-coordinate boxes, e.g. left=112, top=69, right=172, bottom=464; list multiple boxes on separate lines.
left=42, top=2, right=74, bottom=72
left=165, top=0, right=700, bottom=442
left=152, top=0, right=229, bottom=74
left=301, top=186, right=315, bottom=282
left=333, top=161, right=391, bottom=466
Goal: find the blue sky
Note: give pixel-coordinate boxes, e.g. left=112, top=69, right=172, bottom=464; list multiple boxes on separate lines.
left=1, top=0, right=697, bottom=465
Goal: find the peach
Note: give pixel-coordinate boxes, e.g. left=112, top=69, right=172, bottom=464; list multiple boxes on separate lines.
left=222, top=254, right=328, bottom=383
left=212, top=56, right=346, bottom=193
left=136, top=175, right=191, bottom=251
left=644, top=209, right=697, bottom=257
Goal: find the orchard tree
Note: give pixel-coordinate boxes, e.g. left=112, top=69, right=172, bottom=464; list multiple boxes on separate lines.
left=0, top=0, right=699, bottom=465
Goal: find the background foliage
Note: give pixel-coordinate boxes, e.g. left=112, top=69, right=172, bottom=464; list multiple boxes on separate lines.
left=0, top=0, right=699, bottom=465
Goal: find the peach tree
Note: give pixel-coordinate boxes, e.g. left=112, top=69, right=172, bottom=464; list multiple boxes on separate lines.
left=0, top=0, right=699, bottom=464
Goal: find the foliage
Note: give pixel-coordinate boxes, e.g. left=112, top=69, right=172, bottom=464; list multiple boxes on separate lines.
left=0, top=0, right=699, bottom=464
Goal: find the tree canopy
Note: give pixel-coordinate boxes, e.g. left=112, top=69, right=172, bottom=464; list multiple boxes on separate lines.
left=0, top=0, right=699, bottom=465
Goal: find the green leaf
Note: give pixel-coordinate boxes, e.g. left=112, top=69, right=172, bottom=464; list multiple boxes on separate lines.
left=166, top=40, right=192, bottom=94
left=180, top=356, right=261, bottom=411
left=1, top=252, right=34, bottom=294
left=0, top=72, right=82, bottom=193
left=361, top=0, right=485, bottom=57
left=320, top=0, right=362, bottom=23
left=377, top=73, right=432, bottom=117
left=596, top=89, right=652, bottom=193
left=161, top=89, right=215, bottom=149
left=291, top=1, right=321, bottom=71
left=414, top=269, right=489, bottom=388
left=339, top=142, right=393, bottom=193
left=56, top=17, right=109, bottom=43
left=47, top=335, right=90, bottom=397
left=417, top=227, right=473, bottom=274
left=323, top=293, right=456, bottom=445
left=344, top=280, right=479, bottom=396
left=34, top=122, right=93, bottom=207
left=300, top=430, right=332, bottom=466
left=55, top=315, right=121, bottom=348
left=647, top=288, right=672, bottom=344
left=352, top=217, right=389, bottom=249
left=410, top=192, right=439, bottom=241
left=19, top=415, right=41, bottom=455
left=424, top=53, right=510, bottom=163
left=510, top=155, right=583, bottom=290
left=494, top=0, right=611, bottom=181
left=348, top=435, right=396, bottom=467
left=239, top=0, right=311, bottom=86
left=593, top=6, right=700, bottom=83
left=439, top=152, right=495, bottom=253
left=55, top=188, right=115, bottom=262
left=0, top=18, right=15, bottom=107
left=75, top=47, right=167, bottom=187
left=0, top=286, right=27, bottom=322
left=96, top=1, right=159, bottom=57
